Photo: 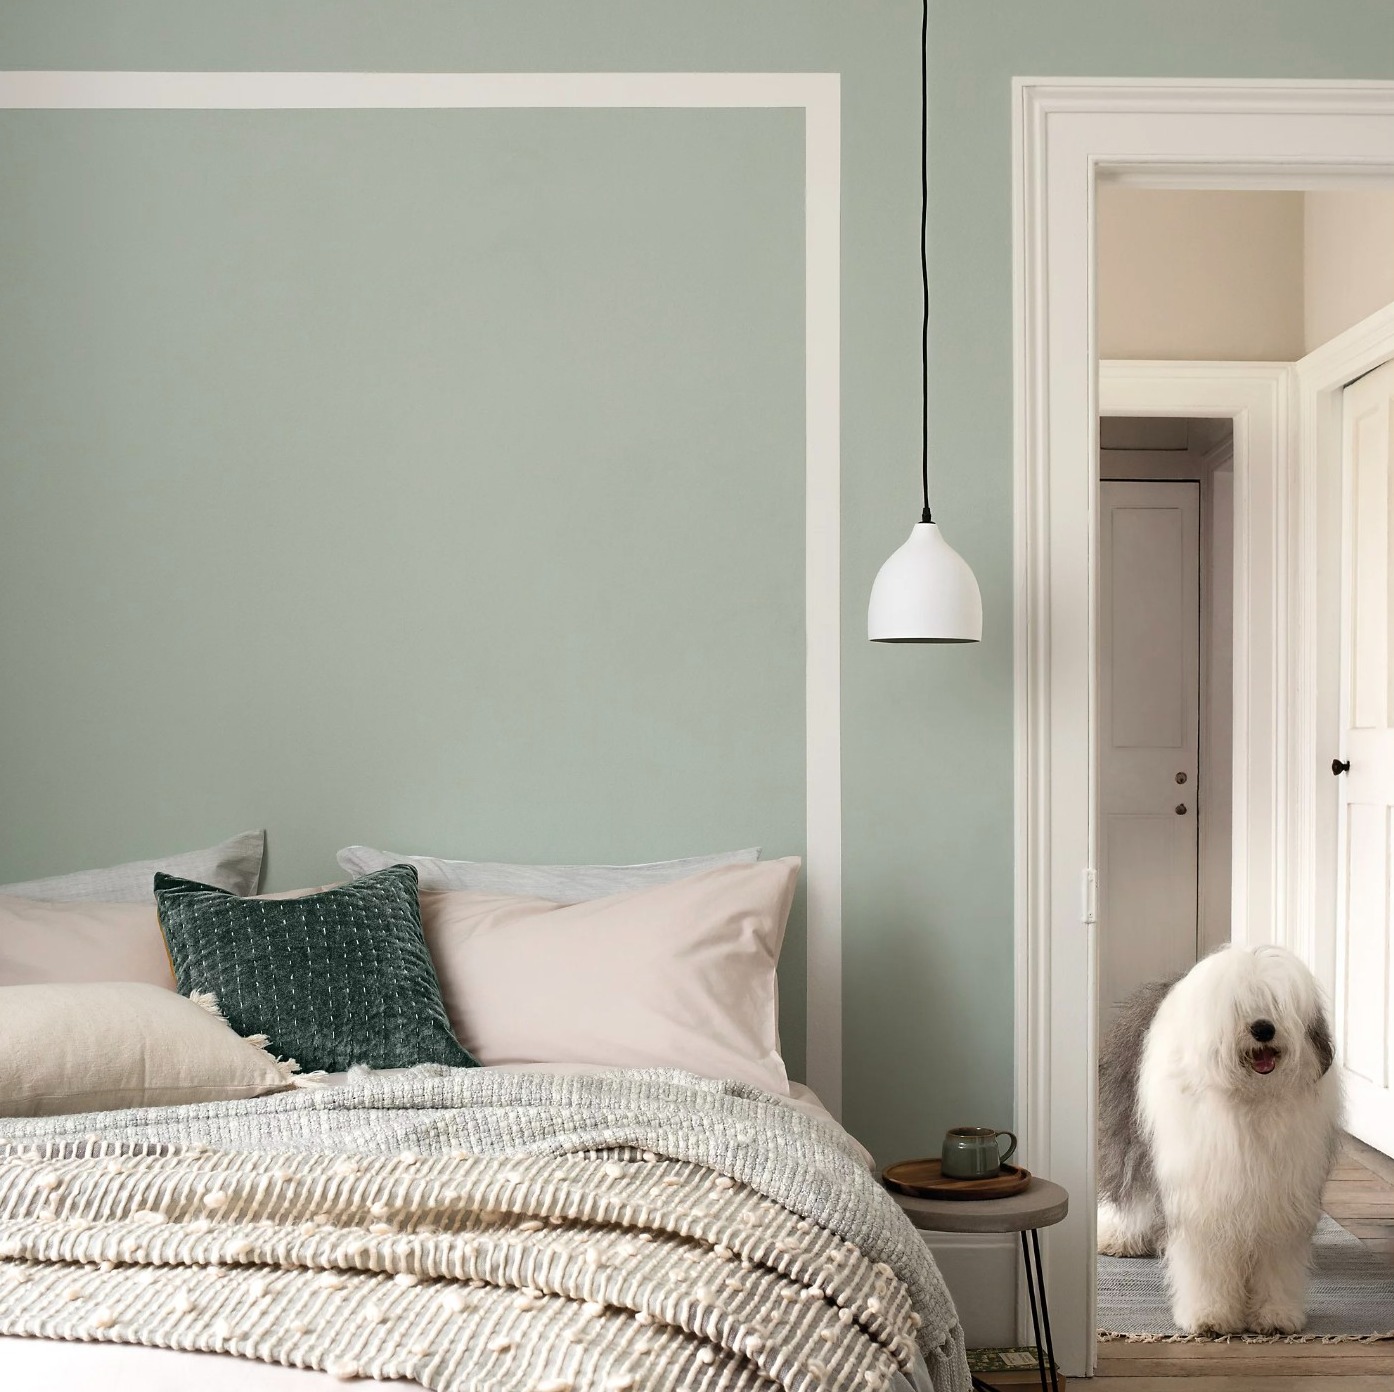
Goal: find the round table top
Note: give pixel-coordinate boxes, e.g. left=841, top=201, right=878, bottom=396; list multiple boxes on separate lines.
left=880, top=1173, right=1069, bottom=1234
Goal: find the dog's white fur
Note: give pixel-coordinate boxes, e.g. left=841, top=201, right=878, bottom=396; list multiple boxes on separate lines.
left=1099, top=945, right=1342, bottom=1335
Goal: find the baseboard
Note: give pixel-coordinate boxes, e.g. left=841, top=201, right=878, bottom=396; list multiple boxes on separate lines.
left=1343, top=1071, right=1394, bottom=1160
left=922, top=1231, right=1018, bottom=1349
left=1345, top=1130, right=1394, bottom=1184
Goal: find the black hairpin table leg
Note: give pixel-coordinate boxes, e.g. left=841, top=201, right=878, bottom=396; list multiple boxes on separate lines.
left=1020, top=1229, right=1059, bottom=1392
left=1031, top=1228, right=1059, bottom=1390
left=877, top=1171, right=1069, bottom=1392
left=969, top=1228, right=1059, bottom=1392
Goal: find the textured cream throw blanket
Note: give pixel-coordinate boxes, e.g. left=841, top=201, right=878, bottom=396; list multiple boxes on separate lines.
left=0, top=1067, right=969, bottom=1392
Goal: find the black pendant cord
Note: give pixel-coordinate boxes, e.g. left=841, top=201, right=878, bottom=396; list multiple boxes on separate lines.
left=919, top=0, right=932, bottom=526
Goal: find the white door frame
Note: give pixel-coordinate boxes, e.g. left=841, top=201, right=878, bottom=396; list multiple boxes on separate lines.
left=1012, top=79, right=1394, bottom=1375
left=1296, top=304, right=1394, bottom=1153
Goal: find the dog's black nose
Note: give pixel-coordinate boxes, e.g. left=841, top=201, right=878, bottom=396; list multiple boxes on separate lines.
left=1250, top=1019, right=1276, bottom=1042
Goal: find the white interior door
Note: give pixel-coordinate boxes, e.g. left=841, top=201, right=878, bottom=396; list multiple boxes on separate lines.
left=1099, top=479, right=1201, bottom=1020
left=1336, top=359, right=1394, bottom=1157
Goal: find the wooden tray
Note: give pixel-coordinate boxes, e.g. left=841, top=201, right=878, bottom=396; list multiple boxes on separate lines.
left=883, top=1157, right=1032, bottom=1201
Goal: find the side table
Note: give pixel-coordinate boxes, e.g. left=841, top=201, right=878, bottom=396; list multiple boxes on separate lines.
left=881, top=1173, right=1068, bottom=1392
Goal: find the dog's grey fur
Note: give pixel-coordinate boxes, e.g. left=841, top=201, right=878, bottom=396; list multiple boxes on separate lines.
left=1308, top=1012, right=1335, bottom=1077
left=1097, top=977, right=1176, bottom=1212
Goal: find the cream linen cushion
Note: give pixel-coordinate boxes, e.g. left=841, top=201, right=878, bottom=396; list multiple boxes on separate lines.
left=419, top=857, right=799, bottom=1096
left=0, top=982, right=300, bottom=1116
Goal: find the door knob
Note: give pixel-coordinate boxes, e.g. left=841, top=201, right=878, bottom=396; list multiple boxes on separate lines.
left=1332, top=758, right=1350, bottom=776
left=1175, top=803, right=1187, bottom=815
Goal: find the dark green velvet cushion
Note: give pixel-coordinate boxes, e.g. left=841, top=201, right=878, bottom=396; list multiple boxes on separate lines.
left=154, top=864, right=477, bottom=1074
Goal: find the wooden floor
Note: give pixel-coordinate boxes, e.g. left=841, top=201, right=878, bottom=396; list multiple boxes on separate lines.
left=1092, top=1136, right=1394, bottom=1386
left=1324, top=1134, right=1394, bottom=1266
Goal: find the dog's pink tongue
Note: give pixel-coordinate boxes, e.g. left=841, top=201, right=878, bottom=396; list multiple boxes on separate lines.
left=1252, top=1047, right=1278, bottom=1074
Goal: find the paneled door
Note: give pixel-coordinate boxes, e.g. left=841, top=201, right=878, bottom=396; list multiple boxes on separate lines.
left=1336, top=359, right=1394, bottom=1157
left=1099, top=480, right=1201, bottom=1022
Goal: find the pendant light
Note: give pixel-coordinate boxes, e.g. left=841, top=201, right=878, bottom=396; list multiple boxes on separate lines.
left=867, top=0, right=983, bottom=644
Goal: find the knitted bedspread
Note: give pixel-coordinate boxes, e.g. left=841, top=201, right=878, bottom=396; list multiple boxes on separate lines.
left=0, top=1067, right=969, bottom=1392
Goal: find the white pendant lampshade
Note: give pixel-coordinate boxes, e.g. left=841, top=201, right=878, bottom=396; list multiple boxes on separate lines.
left=868, top=520, right=982, bottom=643
left=868, top=0, right=983, bottom=645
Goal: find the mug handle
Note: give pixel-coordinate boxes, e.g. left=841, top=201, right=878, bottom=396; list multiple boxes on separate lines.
left=995, top=1130, right=1018, bottom=1165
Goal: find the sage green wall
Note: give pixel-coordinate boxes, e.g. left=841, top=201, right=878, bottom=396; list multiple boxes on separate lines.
left=1, top=2, right=1391, bottom=1167
left=0, top=104, right=812, bottom=1064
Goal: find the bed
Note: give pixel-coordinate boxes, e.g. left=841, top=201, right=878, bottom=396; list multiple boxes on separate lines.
left=0, top=843, right=969, bottom=1391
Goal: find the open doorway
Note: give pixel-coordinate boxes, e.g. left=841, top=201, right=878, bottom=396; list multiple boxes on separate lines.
left=1013, top=80, right=1394, bottom=1376
left=1089, top=187, right=1394, bottom=1374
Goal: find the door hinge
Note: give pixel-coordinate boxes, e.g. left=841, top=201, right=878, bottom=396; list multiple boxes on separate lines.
left=1082, top=868, right=1098, bottom=925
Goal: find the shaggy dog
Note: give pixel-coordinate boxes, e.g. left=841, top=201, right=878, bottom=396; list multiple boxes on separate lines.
left=1098, top=945, right=1341, bottom=1335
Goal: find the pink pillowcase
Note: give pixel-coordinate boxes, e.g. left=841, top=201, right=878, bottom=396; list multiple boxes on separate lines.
left=0, top=885, right=340, bottom=990
left=0, top=896, right=174, bottom=989
left=418, top=857, right=800, bottom=1096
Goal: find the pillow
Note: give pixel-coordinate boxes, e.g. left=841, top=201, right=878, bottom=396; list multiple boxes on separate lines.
left=0, top=896, right=174, bottom=989
left=0, top=883, right=340, bottom=991
left=0, top=982, right=299, bottom=1116
left=336, top=844, right=760, bottom=900
left=417, top=857, right=800, bottom=1095
left=0, top=830, right=265, bottom=902
left=154, top=865, right=477, bottom=1075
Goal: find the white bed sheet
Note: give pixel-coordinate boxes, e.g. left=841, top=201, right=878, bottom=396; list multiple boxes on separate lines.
left=0, top=1068, right=915, bottom=1391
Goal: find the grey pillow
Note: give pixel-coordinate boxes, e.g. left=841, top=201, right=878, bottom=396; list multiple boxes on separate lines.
left=335, top=845, right=760, bottom=902
left=0, top=831, right=266, bottom=903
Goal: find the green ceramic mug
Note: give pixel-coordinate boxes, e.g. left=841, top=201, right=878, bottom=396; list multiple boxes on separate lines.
left=941, top=1126, right=1018, bottom=1179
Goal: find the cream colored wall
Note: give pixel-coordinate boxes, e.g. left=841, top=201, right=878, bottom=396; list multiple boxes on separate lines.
left=1097, top=188, right=1305, bottom=360
left=1304, top=190, right=1394, bottom=352
left=1099, top=186, right=1394, bottom=361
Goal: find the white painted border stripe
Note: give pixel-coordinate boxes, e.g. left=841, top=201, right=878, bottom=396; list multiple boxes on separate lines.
left=0, top=70, right=832, bottom=110
left=0, top=69, right=844, bottom=1115
left=802, top=78, right=842, bottom=1118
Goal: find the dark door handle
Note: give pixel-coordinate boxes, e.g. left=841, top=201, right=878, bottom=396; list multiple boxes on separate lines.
left=1333, top=758, right=1350, bottom=776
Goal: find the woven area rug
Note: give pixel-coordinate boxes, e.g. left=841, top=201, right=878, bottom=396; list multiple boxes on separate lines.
left=1098, top=1216, right=1394, bottom=1341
